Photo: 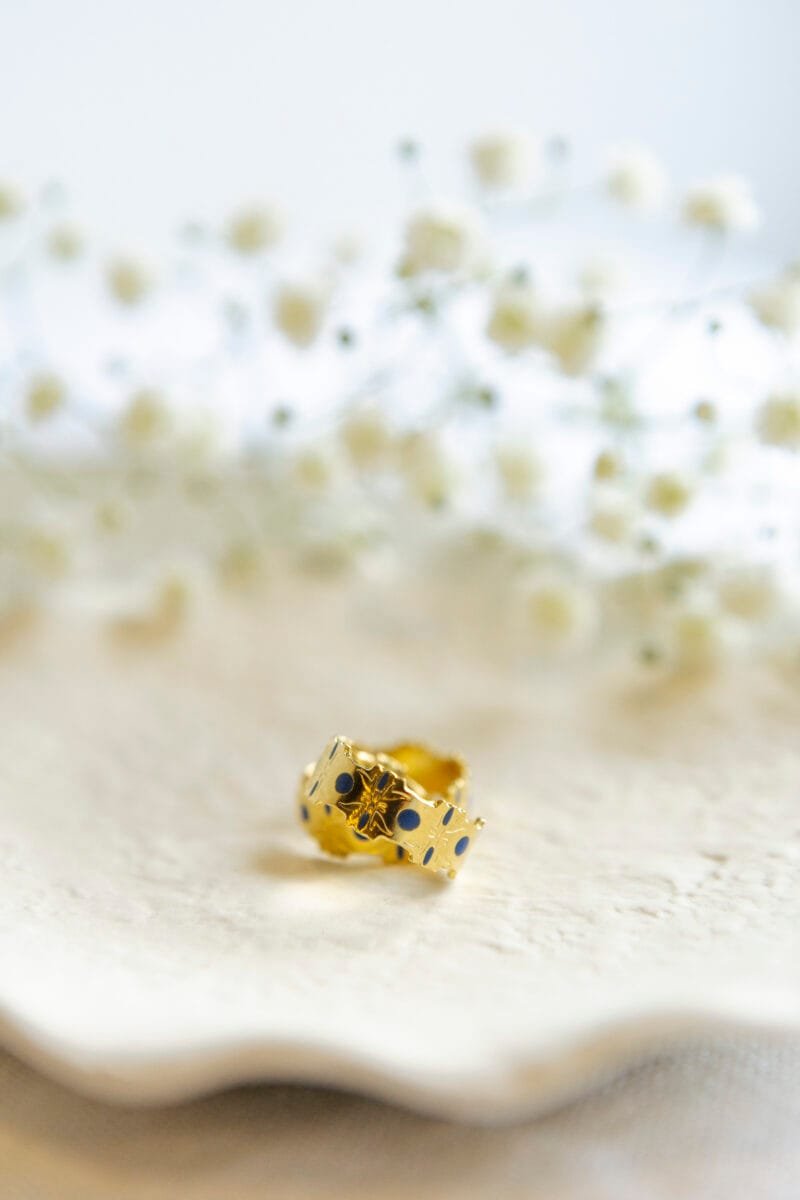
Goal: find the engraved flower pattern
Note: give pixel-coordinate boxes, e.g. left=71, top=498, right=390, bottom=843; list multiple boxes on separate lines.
left=336, top=763, right=406, bottom=839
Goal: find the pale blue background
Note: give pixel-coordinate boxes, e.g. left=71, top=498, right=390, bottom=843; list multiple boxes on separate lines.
left=1, top=0, right=797, bottom=251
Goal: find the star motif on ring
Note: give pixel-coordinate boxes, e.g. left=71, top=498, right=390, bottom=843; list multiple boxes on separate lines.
left=336, top=763, right=406, bottom=839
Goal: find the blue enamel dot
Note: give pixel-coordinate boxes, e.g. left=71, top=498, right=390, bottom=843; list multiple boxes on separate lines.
left=397, top=808, right=420, bottom=831
left=335, top=772, right=354, bottom=794
left=423, top=846, right=434, bottom=866
left=357, top=812, right=369, bottom=830
left=378, top=771, right=391, bottom=790
left=324, top=804, right=332, bottom=815
left=396, top=846, right=405, bottom=860
left=300, top=805, right=309, bottom=822
left=455, top=835, right=470, bottom=856
left=442, top=806, right=454, bottom=826
left=309, top=780, right=319, bottom=797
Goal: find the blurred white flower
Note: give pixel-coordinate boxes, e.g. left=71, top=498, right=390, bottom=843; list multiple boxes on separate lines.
left=494, top=443, right=541, bottom=502
left=174, top=409, right=234, bottom=469
left=577, top=252, right=630, bottom=299
left=521, top=570, right=598, bottom=654
left=25, top=372, right=65, bottom=423
left=682, top=175, right=760, bottom=233
left=589, top=488, right=635, bottom=544
left=1, top=136, right=795, bottom=676
left=605, top=145, right=667, bottom=210
left=593, top=449, right=624, bottom=482
left=341, top=407, right=391, bottom=469
left=118, top=388, right=171, bottom=448
left=0, top=183, right=23, bottom=220
left=46, top=223, right=84, bottom=262
left=749, top=269, right=800, bottom=335
left=399, top=432, right=458, bottom=508
left=107, top=257, right=153, bottom=305
left=693, top=398, right=717, bottom=425
left=469, top=130, right=538, bottom=189
left=273, top=279, right=328, bottom=347
left=542, top=304, right=606, bottom=376
left=644, top=471, right=693, bottom=518
left=486, top=282, right=543, bottom=352
left=756, top=390, right=800, bottom=449
left=292, top=447, right=339, bottom=491
left=668, top=594, right=732, bottom=673
left=226, top=204, right=284, bottom=254
left=402, top=202, right=485, bottom=275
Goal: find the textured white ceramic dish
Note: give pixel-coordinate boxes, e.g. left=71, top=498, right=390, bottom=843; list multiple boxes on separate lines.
left=2, top=574, right=799, bottom=1122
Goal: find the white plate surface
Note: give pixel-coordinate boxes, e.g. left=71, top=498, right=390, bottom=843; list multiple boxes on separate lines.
left=2, top=575, right=799, bottom=1121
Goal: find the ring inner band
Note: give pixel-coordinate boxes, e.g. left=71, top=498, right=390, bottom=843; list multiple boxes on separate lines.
left=376, top=743, right=464, bottom=799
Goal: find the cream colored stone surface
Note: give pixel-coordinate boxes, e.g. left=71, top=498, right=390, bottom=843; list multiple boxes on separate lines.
left=1, top=572, right=799, bottom=1120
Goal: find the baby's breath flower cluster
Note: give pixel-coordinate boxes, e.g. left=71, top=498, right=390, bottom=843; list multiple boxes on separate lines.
left=0, top=134, right=798, bottom=676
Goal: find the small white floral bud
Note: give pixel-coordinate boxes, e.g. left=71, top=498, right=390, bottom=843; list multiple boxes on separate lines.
left=0, top=183, right=23, bottom=220
left=293, top=448, right=337, bottom=490
left=25, top=372, right=65, bottom=423
left=749, top=273, right=800, bottom=335
left=399, top=432, right=457, bottom=508
left=119, top=388, right=171, bottom=447
left=402, top=202, right=485, bottom=275
left=273, top=279, right=328, bottom=348
left=593, top=449, right=623, bottom=481
left=521, top=571, right=598, bottom=654
left=341, top=407, right=391, bottom=468
left=173, top=410, right=234, bottom=470
left=494, top=443, right=541, bottom=501
left=682, top=175, right=760, bottom=233
left=543, top=304, right=606, bottom=376
left=46, top=223, right=84, bottom=262
left=226, top=204, right=283, bottom=254
left=756, top=390, right=800, bottom=449
left=107, top=257, right=152, bottom=305
left=486, top=283, right=543, bottom=353
left=669, top=599, right=729, bottom=674
left=645, top=471, right=693, bottom=518
left=693, top=398, right=717, bottom=424
left=589, top=489, right=634, bottom=544
left=469, top=130, right=538, bottom=189
left=605, top=146, right=667, bottom=210
left=577, top=252, right=629, bottom=298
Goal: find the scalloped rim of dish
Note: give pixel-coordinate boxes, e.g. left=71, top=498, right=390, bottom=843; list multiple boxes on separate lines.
left=2, top=999, right=799, bottom=1124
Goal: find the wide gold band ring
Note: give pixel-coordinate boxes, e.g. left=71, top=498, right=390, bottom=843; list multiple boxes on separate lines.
left=298, top=737, right=484, bottom=878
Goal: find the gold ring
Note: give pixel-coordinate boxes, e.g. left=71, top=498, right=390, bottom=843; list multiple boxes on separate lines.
left=298, top=737, right=484, bottom=878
